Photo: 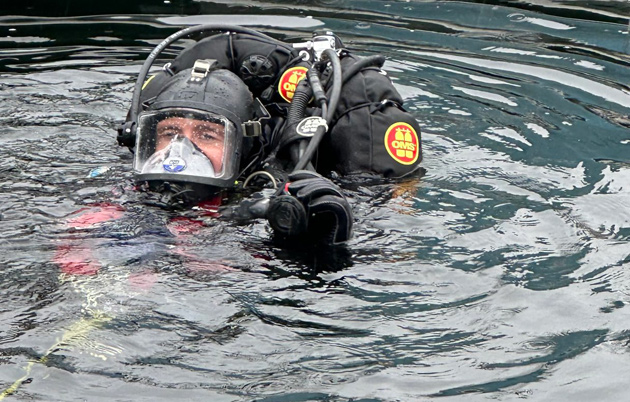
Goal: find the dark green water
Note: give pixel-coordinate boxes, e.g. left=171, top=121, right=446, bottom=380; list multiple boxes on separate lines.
left=1, top=1, right=629, bottom=401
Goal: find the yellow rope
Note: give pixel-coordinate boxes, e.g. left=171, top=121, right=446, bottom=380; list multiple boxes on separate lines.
left=0, top=314, right=112, bottom=400
left=0, top=270, right=128, bottom=399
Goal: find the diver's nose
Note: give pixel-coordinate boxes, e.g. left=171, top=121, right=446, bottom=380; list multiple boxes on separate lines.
left=167, top=136, right=195, bottom=157
left=181, top=126, right=198, bottom=144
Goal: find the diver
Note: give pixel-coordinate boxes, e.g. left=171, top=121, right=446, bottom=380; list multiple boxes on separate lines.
left=116, top=24, right=423, bottom=245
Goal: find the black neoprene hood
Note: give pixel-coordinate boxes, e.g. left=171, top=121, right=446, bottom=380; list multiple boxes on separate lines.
left=134, top=67, right=257, bottom=188
left=147, top=67, right=255, bottom=128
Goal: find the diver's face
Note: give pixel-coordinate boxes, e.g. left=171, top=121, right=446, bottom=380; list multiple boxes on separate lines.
left=155, top=117, right=225, bottom=171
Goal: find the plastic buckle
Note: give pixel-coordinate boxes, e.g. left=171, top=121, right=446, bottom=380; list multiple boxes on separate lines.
left=191, top=59, right=218, bottom=82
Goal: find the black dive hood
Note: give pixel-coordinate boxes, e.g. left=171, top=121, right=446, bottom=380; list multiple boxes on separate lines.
left=133, top=64, right=255, bottom=189
left=148, top=64, right=255, bottom=128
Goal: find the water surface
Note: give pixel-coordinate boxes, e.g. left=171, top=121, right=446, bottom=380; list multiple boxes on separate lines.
left=1, top=1, right=630, bottom=401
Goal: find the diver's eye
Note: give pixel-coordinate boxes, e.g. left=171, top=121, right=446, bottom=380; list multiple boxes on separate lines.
left=195, top=126, right=224, bottom=142
left=157, top=125, right=182, bottom=140
left=200, top=131, right=219, bottom=141
left=160, top=130, right=178, bottom=138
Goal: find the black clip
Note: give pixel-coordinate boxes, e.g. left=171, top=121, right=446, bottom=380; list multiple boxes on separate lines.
left=117, top=121, right=137, bottom=147
left=242, top=98, right=272, bottom=137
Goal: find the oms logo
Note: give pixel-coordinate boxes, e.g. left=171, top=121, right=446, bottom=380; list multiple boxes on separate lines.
left=278, top=66, right=308, bottom=102
left=384, top=122, right=419, bottom=165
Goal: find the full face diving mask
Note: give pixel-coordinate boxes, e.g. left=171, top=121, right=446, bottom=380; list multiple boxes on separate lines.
left=133, top=108, right=239, bottom=187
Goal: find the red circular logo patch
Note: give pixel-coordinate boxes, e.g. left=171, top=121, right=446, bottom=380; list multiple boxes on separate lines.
left=278, top=66, right=308, bottom=102
left=384, top=122, right=419, bottom=165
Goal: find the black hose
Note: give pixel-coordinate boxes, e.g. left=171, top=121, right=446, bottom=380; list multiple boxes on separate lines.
left=128, top=24, right=291, bottom=126
left=292, top=49, right=342, bottom=172
left=287, top=78, right=311, bottom=124
left=307, top=68, right=327, bottom=107
left=284, top=77, right=312, bottom=166
left=322, top=49, right=342, bottom=124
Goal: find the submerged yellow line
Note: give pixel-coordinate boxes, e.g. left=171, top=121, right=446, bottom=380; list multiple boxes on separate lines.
left=1, top=272, right=116, bottom=399
left=0, top=313, right=112, bottom=400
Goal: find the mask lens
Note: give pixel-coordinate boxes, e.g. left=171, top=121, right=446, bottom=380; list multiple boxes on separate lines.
left=134, top=108, right=237, bottom=185
left=155, top=116, right=226, bottom=172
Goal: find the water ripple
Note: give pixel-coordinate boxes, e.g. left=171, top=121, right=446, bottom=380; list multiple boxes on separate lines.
left=1, top=1, right=630, bottom=401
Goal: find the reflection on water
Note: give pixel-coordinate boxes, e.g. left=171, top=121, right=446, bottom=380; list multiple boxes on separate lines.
left=1, top=1, right=630, bottom=401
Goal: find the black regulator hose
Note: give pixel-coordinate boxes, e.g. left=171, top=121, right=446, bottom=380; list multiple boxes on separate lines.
left=322, top=49, right=343, bottom=124
left=293, top=48, right=342, bottom=172
left=285, top=77, right=313, bottom=166
left=298, top=68, right=328, bottom=163
left=128, top=24, right=291, bottom=129
left=307, top=68, right=327, bottom=107
left=287, top=78, right=312, bottom=125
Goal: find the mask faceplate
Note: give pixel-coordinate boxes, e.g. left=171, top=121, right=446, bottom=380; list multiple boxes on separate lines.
left=134, top=108, right=239, bottom=187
